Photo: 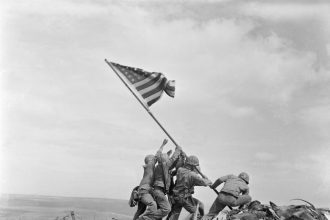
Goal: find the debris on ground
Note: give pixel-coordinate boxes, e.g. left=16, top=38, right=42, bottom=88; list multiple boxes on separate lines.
left=222, top=199, right=330, bottom=220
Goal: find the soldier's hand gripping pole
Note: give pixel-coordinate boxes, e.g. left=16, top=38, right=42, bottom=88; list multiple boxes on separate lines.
left=194, top=168, right=220, bottom=195
left=194, top=168, right=233, bottom=210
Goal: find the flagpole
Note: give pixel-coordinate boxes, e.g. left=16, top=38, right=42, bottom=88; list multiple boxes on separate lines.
left=105, top=59, right=223, bottom=198
left=105, top=59, right=179, bottom=147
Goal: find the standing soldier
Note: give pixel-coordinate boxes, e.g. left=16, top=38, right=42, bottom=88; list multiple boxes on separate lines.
left=202, top=172, right=252, bottom=220
left=166, top=155, right=212, bottom=220
left=134, top=139, right=168, bottom=220
left=168, top=152, right=205, bottom=218
left=168, top=151, right=187, bottom=198
left=144, top=145, right=183, bottom=220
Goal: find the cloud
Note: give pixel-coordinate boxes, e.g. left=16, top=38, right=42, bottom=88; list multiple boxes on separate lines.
left=3, top=0, right=328, bottom=156
left=297, top=98, right=330, bottom=139
left=1, top=0, right=108, bottom=17
left=241, top=1, right=330, bottom=22
left=1, top=0, right=330, bottom=206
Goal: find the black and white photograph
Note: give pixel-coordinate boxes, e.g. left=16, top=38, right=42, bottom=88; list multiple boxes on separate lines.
left=1, top=0, right=330, bottom=220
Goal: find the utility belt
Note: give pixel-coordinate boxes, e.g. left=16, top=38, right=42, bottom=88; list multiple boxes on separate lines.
left=220, top=191, right=238, bottom=199
left=153, top=186, right=167, bottom=194
left=173, top=187, right=193, bottom=199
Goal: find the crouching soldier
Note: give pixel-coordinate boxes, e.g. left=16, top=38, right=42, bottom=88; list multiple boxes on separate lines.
left=202, top=172, right=252, bottom=220
left=167, top=155, right=212, bottom=220
left=134, top=139, right=168, bottom=220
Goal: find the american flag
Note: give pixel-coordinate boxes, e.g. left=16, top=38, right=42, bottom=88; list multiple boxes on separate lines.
left=110, top=62, right=175, bottom=107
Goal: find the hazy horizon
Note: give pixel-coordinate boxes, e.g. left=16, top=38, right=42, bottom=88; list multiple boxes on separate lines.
left=0, top=193, right=134, bottom=220
left=1, top=192, right=128, bottom=201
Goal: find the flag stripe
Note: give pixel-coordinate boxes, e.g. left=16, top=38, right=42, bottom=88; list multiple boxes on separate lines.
left=147, top=96, right=161, bottom=106
left=164, top=80, right=175, bottom=98
left=142, top=78, right=167, bottom=99
left=166, top=87, right=175, bottom=93
left=145, top=90, right=164, bottom=104
left=134, top=76, right=153, bottom=87
left=136, top=73, right=161, bottom=91
left=167, top=85, right=175, bottom=91
left=111, top=61, right=175, bottom=107
left=139, top=75, right=165, bottom=95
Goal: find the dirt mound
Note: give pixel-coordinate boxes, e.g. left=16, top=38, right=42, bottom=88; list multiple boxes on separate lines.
left=222, top=200, right=330, bottom=220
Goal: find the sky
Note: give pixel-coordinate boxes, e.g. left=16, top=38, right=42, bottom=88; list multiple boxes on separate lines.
left=1, top=0, right=330, bottom=210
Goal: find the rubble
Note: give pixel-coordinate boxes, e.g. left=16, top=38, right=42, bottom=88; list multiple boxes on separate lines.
left=222, top=200, right=329, bottom=220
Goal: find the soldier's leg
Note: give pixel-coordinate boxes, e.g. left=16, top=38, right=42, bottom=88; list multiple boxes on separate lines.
left=151, top=189, right=171, bottom=219
left=183, top=196, right=197, bottom=214
left=167, top=198, right=183, bottom=220
left=202, top=194, right=228, bottom=220
left=192, top=198, right=205, bottom=216
left=184, top=197, right=205, bottom=220
left=134, top=202, right=146, bottom=220
left=138, top=192, right=157, bottom=220
left=234, top=195, right=252, bottom=207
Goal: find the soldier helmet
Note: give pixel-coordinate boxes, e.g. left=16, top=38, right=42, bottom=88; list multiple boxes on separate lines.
left=144, top=154, right=155, bottom=164
left=238, top=172, right=249, bottom=184
left=186, top=155, right=199, bottom=166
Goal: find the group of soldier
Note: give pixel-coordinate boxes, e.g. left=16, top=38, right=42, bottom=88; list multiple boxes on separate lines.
left=128, top=139, right=252, bottom=220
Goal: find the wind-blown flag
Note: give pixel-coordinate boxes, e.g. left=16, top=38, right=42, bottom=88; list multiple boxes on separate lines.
left=110, top=61, right=175, bottom=107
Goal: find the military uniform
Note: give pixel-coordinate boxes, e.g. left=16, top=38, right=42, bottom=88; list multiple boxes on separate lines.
left=133, top=202, right=147, bottom=220
left=166, top=166, right=211, bottom=220
left=202, top=174, right=252, bottom=220
left=135, top=151, right=161, bottom=220
left=146, top=146, right=182, bottom=220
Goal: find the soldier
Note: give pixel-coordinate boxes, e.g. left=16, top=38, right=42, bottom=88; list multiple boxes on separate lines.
left=143, top=144, right=183, bottom=220
left=168, top=152, right=205, bottom=218
left=134, top=139, right=167, bottom=220
left=166, top=155, right=212, bottom=220
left=202, top=172, right=252, bottom=220
left=168, top=151, right=187, bottom=198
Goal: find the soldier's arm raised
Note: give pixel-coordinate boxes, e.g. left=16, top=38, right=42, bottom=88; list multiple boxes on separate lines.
left=156, top=139, right=168, bottom=158
left=168, top=145, right=182, bottom=167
